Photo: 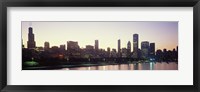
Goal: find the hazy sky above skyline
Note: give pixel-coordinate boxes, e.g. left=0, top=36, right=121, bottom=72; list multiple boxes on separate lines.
left=22, top=21, right=178, bottom=51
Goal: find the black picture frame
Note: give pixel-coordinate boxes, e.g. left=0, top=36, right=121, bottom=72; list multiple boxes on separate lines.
left=0, top=0, right=199, bottom=92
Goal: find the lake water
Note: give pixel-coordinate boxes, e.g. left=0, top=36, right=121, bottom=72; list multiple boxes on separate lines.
left=60, top=62, right=178, bottom=70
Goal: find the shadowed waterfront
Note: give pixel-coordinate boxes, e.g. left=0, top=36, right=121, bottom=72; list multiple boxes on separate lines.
left=60, top=62, right=178, bottom=70
left=23, top=60, right=178, bottom=70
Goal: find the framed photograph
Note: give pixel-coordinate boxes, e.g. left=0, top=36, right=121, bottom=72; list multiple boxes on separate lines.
left=0, top=0, right=199, bottom=92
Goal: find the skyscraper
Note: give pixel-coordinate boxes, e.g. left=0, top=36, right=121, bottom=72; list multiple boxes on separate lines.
left=133, top=34, right=139, bottom=58
left=27, top=27, right=36, bottom=49
left=127, top=41, right=131, bottom=57
left=118, top=39, right=121, bottom=57
left=44, top=41, right=50, bottom=50
left=141, top=41, right=149, bottom=59
left=149, top=43, right=155, bottom=58
left=118, top=39, right=121, bottom=53
left=133, top=34, right=138, bottom=52
left=95, top=40, right=99, bottom=51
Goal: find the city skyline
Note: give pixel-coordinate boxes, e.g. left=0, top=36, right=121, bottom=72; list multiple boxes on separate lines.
left=22, top=21, right=178, bottom=51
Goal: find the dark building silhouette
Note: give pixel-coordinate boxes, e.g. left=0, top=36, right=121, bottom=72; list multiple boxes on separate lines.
left=95, top=40, right=99, bottom=50
left=94, top=40, right=99, bottom=56
left=111, top=49, right=117, bottom=58
left=156, top=49, right=162, bottom=60
left=173, top=48, right=176, bottom=52
left=51, top=46, right=60, bottom=53
left=127, top=41, right=131, bottom=57
left=172, top=48, right=176, bottom=60
left=98, top=48, right=107, bottom=58
left=107, top=47, right=111, bottom=57
left=149, top=43, right=155, bottom=58
left=44, top=41, right=50, bottom=50
left=67, top=41, right=80, bottom=57
left=27, top=27, right=36, bottom=49
left=22, top=39, right=24, bottom=48
left=163, top=48, right=167, bottom=52
left=118, top=39, right=121, bottom=53
left=107, top=47, right=110, bottom=52
left=163, top=48, right=167, bottom=59
left=67, top=41, right=79, bottom=51
left=86, top=45, right=94, bottom=50
left=176, top=46, right=178, bottom=60
left=121, top=48, right=127, bottom=58
left=141, top=41, right=149, bottom=59
left=36, top=46, right=44, bottom=51
left=137, top=49, right=142, bottom=59
left=118, top=39, right=121, bottom=57
left=133, top=34, right=139, bottom=58
left=85, top=45, right=94, bottom=57
left=49, top=46, right=61, bottom=58
left=60, top=45, right=66, bottom=51
left=51, top=46, right=59, bottom=49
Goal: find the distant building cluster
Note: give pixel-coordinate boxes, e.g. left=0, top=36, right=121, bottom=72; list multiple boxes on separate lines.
left=23, top=27, right=178, bottom=61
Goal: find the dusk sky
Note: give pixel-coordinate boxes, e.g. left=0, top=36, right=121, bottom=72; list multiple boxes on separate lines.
left=22, top=21, right=178, bottom=51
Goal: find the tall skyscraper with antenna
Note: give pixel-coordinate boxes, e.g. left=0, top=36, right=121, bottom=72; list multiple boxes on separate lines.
left=27, top=27, right=36, bottom=49
left=133, top=34, right=139, bottom=58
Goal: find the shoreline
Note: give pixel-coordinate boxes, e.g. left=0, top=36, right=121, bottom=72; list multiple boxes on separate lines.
left=22, top=61, right=178, bottom=70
